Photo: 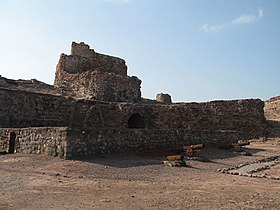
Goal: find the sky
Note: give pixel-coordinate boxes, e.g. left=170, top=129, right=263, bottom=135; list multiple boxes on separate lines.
left=0, top=0, right=279, bottom=102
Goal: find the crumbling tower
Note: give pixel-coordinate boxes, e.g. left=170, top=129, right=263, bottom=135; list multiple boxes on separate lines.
left=54, top=42, right=142, bottom=102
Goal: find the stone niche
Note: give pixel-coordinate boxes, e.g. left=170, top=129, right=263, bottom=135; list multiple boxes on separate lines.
left=54, top=42, right=142, bottom=102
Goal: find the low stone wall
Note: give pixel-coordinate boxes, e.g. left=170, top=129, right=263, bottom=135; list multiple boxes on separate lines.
left=0, top=127, right=68, bottom=158
left=66, top=128, right=241, bottom=158
left=0, top=127, right=245, bottom=159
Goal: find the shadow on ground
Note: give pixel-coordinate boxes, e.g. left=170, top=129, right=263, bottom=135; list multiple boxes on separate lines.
left=72, top=146, right=264, bottom=168
left=200, top=147, right=264, bottom=160
left=74, top=152, right=163, bottom=168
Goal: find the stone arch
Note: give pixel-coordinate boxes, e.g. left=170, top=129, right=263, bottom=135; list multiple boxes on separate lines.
left=8, top=132, right=16, bottom=154
left=128, top=113, right=145, bottom=129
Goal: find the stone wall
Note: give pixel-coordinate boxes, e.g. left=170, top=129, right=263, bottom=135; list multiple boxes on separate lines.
left=156, top=93, right=172, bottom=104
left=264, top=96, right=280, bottom=121
left=66, top=128, right=241, bottom=158
left=54, top=42, right=142, bottom=102
left=68, top=42, right=128, bottom=75
left=0, top=41, right=268, bottom=159
left=54, top=70, right=141, bottom=101
left=0, top=127, right=68, bottom=158
left=0, top=76, right=59, bottom=95
left=75, top=99, right=266, bottom=139
left=0, top=127, right=241, bottom=159
left=0, top=88, right=76, bottom=128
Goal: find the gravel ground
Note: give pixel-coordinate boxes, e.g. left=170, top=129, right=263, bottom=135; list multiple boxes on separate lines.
left=0, top=138, right=279, bottom=210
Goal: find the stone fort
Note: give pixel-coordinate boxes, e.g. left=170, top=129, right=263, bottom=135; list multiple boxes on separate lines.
left=0, top=42, right=267, bottom=159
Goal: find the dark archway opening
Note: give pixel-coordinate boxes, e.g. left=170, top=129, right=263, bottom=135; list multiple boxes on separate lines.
left=128, top=113, right=145, bottom=129
left=8, top=132, right=16, bottom=154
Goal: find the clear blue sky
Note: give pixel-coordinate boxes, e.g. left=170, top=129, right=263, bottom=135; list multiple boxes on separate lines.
left=0, top=0, right=279, bottom=102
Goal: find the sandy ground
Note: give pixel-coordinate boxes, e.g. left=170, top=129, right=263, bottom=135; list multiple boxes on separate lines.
left=0, top=139, right=279, bottom=210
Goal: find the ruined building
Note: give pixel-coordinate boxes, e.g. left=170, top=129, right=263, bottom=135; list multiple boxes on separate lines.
left=0, top=42, right=267, bottom=158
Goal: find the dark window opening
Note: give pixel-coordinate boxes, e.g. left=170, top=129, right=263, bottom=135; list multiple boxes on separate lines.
left=128, top=113, right=145, bottom=129
left=8, top=132, right=16, bottom=154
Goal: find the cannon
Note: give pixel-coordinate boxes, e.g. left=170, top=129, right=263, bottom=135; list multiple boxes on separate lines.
left=219, top=141, right=250, bottom=151
left=166, top=155, right=184, bottom=161
left=164, top=155, right=186, bottom=167
left=231, top=141, right=250, bottom=152
left=183, top=143, right=204, bottom=157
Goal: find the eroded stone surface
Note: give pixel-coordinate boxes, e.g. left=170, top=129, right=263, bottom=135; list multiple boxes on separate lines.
left=54, top=42, right=141, bottom=102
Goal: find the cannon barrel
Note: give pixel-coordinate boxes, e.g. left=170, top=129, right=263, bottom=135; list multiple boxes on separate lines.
left=232, top=141, right=250, bottom=147
left=238, top=141, right=250, bottom=146
left=191, top=143, right=204, bottom=150
left=183, top=144, right=204, bottom=151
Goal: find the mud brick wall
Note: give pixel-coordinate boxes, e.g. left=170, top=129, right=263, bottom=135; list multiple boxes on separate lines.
left=0, top=88, right=76, bottom=128
left=54, top=42, right=141, bottom=102
left=0, top=127, right=68, bottom=158
left=66, top=128, right=240, bottom=158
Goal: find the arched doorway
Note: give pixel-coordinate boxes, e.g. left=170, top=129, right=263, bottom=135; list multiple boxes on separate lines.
left=128, top=113, right=145, bottom=129
left=8, top=132, right=16, bottom=154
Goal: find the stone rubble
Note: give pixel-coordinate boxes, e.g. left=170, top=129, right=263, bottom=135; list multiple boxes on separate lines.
left=217, top=155, right=280, bottom=180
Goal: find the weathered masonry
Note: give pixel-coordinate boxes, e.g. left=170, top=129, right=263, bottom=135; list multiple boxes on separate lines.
left=0, top=42, right=267, bottom=158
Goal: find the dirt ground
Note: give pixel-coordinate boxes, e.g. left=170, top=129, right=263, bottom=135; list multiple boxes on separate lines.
left=0, top=139, right=279, bottom=210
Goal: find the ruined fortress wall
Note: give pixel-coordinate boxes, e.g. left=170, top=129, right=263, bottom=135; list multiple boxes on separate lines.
left=54, top=42, right=141, bottom=102
left=0, top=127, right=67, bottom=158
left=66, top=128, right=240, bottom=158
left=54, top=70, right=141, bottom=102
left=0, top=88, right=76, bottom=128
left=149, top=99, right=266, bottom=138
left=79, top=99, right=266, bottom=139
left=55, top=52, right=127, bottom=76
left=264, top=96, right=280, bottom=121
left=68, top=42, right=128, bottom=75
